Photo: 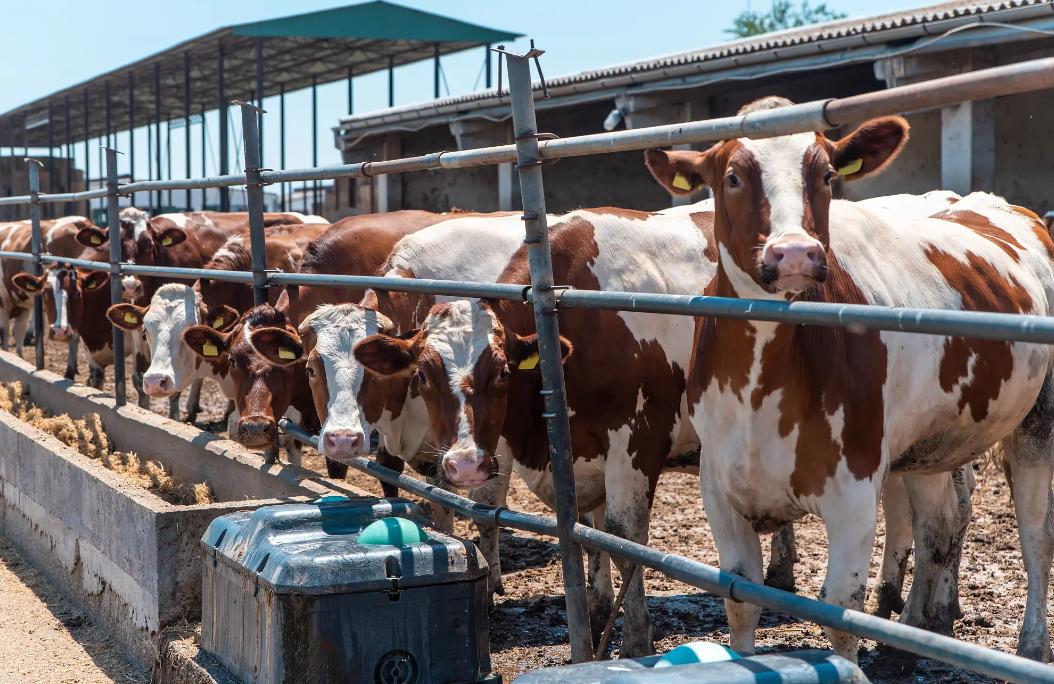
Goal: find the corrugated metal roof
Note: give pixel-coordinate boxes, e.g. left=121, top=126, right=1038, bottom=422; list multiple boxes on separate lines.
left=339, top=0, right=1054, bottom=133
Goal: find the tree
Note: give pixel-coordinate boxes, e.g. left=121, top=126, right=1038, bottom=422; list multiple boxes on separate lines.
left=725, top=1, right=847, bottom=38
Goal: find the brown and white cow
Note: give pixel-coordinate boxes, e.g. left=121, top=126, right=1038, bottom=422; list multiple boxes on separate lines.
left=180, top=211, right=445, bottom=468
left=645, top=97, right=1054, bottom=662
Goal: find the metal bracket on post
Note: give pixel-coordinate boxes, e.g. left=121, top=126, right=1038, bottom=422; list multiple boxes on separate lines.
left=25, top=158, right=45, bottom=370
left=104, top=147, right=126, bottom=406
left=504, top=47, right=594, bottom=663
left=235, top=101, right=269, bottom=307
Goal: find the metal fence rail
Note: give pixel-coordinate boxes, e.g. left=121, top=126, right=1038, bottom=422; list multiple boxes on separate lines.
left=5, top=49, right=1054, bottom=682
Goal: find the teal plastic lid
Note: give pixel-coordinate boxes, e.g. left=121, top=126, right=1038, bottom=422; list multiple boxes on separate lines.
left=653, top=641, right=739, bottom=668
left=358, top=517, right=428, bottom=546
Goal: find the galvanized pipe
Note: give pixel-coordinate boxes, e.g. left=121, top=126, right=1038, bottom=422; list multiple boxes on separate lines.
left=277, top=419, right=1054, bottom=684
left=507, top=51, right=593, bottom=664
left=39, top=255, right=109, bottom=271
left=238, top=103, right=268, bottom=306
left=106, top=149, right=125, bottom=406
left=26, top=160, right=44, bottom=370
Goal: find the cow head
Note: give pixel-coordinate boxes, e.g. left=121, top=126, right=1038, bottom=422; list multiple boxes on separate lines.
left=13, top=266, right=109, bottom=342
left=645, top=96, right=908, bottom=298
left=246, top=303, right=413, bottom=460
left=355, top=300, right=571, bottom=490
left=78, top=207, right=188, bottom=278
left=106, top=284, right=238, bottom=398
left=183, top=305, right=300, bottom=449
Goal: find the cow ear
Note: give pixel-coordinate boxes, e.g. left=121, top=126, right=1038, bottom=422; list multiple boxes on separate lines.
left=183, top=325, right=229, bottom=362
left=248, top=326, right=304, bottom=367
left=508, top=333, right=573, bottom=371
left=830, top=116, right=909, bottom=181
left=79, top=271, right=109, bottom=292
left=208, top=305, right=240, bottom=333
left=11, top=272, right=46, bottom=295
left=354, top=333, right=415, bottom=377
left=76, top=226, right=109, bottom=248
left=644, top=148, right=710, bottom=196
left=107, top=303, right=148, bottom=331
left=156, top=227, right=187, bottom=248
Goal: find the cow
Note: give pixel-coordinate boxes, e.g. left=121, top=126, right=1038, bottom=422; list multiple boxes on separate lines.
left=243, top=214, right=531, bottom=596
left=643, top=96, right=1054, bottom=663
left=179, top=211, right=446, bottom=468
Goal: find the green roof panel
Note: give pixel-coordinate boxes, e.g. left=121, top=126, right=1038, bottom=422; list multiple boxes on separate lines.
left=232, top=0, right=520, bottom=43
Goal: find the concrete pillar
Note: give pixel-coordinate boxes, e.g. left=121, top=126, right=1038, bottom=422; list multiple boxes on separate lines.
left=450, top=118, right=513, bottom=210
left=375, top=133, right=402, bottom=213
left=615, top=94, right=705, bottom=206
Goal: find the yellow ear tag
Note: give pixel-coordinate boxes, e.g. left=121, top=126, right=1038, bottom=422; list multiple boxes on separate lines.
left=212, top=316, right=226, bottom=329
left=161, top=236, right=173, bottom=246
left=202, top=342, right=219, bottom=357
left=518, top=352, right=539, bottom=370
left=278, top=347, right=297, bottom=361
left=90, top=235, right=102, bottom=245
left=837, top=158, right=863, bottom=176
left=672, top=172, right=693, bottom=191
left=123, top=312, right=138, bottom=324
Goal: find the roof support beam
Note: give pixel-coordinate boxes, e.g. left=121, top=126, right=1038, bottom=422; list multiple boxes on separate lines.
left=184, top=51, right=192, bottom=210
left=388, top=55, right=395, bottom=107
left=129, top=72, right=136, bottom=184
left=218, top=40, right=229, bottom=212
left=155, top=62, right=162, bottom=211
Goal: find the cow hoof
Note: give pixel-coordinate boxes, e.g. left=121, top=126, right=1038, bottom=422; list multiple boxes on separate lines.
left=618, top=637, right=656, bottom=660
left=1016, top=639, right=1054, bottom=664
left=872, top=581, right=905, bottom=620
left=764, top=567, right=797, bottom=593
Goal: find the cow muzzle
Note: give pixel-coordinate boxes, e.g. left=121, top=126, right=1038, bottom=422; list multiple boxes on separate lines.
left=237, top=415, right=277, bottom=448
left=49, top=325, right=73, bottom=342
left=441, top=447, right=494, bottom=490
left=142, top=373, right=176, bottom=397
left=760, top=234, right=828, bottom=292
left=320, top=428, right=366, bottom=459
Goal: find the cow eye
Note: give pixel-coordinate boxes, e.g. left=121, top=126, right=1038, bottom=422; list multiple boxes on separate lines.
left=726, top=172, right=740, bottom=188
left=305, top=366, right=315, bottom=378
left=416, top=369, right=427, bottom=385
left=498, top=365, right=511, bottom=381
left=824, top=169, right=836, bottom=185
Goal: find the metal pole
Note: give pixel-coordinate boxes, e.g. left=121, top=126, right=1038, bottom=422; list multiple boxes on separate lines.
left=433, top=43, right=440, bottom=98
left=83, top=90, right=90, bottom=219
left=64, top=96, right=72, bottom=215
left=105, top=148, right=125, bottom=406
left=26, top=159, right=44, bottom=370
left=279, top=84, right=286, bottom=211
left=166, top=120, right=172, bottom=210
left=184, top=52, right=192, bottom=210
left=47, top=101, right=54, bottom=214
left=311, top=76, right=318, bottom=213
left=154, top=62, right=162, bottom=212
left=238, top=103, right=267, bottom=306
left=506, top=49, right=593, bottom=664
left=347, top=66, right=353, bottom=113
left=218, top=41, right=229, bottom=212
left=388, top=55, right=394, bottom=107
left=255, top=38, right=264, bottom=167
left=485, top=45, right=492, bottom=89
left=201, top=108, right=207, bottom=209
left=128, top=72, right=135, bottom=184
left=105, top=80, right=112, bottom=149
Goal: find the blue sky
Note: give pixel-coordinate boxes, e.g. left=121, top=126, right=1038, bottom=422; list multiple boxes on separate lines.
left=1, top=0, right=926, bottom=181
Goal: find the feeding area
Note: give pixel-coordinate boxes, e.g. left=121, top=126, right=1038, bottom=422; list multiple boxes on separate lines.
left=3, top=1, right=1054, bottom=683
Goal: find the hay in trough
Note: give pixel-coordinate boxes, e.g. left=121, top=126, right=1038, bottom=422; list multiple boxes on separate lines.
left=0, top=382, right=213, bottom=506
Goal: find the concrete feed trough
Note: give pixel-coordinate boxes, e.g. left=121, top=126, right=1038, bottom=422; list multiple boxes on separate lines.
left=0, top=350, right=369, bottom=668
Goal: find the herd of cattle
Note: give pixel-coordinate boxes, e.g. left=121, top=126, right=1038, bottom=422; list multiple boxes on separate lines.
left=2, top=98, right=1054, bottom=666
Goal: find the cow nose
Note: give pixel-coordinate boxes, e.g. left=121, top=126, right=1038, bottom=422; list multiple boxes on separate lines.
left=49, top=326, right=72, bottom=342
left=142, top=374, right=175, bottom=396
left=237, top=415, right=277, bottom=448
left=441, top=448, right=493, bottom=489
left=766, top=239, right=821, bottom=270
left=321, top=429, right=365, bottom=457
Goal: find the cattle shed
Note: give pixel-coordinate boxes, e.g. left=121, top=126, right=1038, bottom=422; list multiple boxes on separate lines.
left=335, top=0, right=1054, bottom=215
left=0, top=1, right=520, bottom=220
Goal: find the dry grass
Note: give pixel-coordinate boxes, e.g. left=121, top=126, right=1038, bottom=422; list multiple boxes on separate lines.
left=0, top=382, right=213, bottom=506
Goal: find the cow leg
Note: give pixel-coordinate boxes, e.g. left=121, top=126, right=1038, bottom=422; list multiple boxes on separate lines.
left=764, top=524, right=797, bottom=592
left=11, top=311, right=29, bottom=358
left=701, top=471, right=763, bottom=654
left=87, top=360, right=105, bottom=390
left=168, top=394, right=181, bottom=420
left=133, top=351, right=150, bottom=408
left=1001, top=379, right=1054, bottom=662
left=376, top=447, right=405, bottom=498
left=223, top=400, right=235, bottom=424
left=899, top=470, right=971, bottom=637
left=585, top=503, right=614, bottom=651
left=429, top=478, right=455, bottom=534
left=874, top=473, right=913, bottom=619
left=818, top=486, right=878, bottom=662
left=603, top=456, right=654, bottom=658
left=469, top=449, right=512, bottom=597
left=64, top=335, right=80, bottom=380
left=0, top=308, right=10, bottom=351
left=184, top=378, right=203, bottom=424
left=226, top=407, right=240, bottom=439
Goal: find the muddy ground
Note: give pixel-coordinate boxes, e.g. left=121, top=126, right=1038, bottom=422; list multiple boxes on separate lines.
left=12, top=338, right=1046, bottom=683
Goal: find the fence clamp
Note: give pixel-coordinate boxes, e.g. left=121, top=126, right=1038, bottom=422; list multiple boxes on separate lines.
left=245, top=168, right=275, bottom=189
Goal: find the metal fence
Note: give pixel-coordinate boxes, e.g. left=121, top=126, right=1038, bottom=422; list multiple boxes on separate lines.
left=3, top=47, right=1054, bottom=682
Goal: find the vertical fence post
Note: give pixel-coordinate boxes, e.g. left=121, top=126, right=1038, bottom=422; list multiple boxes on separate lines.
left=105, top=148, right=125, bottom=406
left=26, top=159, right=45, bottom=370
left=237, top=102, right=268, bottom=307
left=505, top=49, right=594, bottom=664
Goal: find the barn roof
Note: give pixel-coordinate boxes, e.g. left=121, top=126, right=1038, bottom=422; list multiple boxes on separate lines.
left=0, top=1, right=521, bottom=147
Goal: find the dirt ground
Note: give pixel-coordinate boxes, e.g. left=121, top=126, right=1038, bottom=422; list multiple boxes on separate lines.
left=11, top=338, right=1050, bottom=683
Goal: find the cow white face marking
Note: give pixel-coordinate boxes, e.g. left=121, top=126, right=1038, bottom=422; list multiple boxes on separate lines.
left=120, top=207, right=151, bottom=242
left=141, top=284, right=201, bottom=396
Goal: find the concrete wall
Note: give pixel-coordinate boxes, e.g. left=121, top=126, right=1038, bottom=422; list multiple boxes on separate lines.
left=994, top=88, right=1054, bottom=212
